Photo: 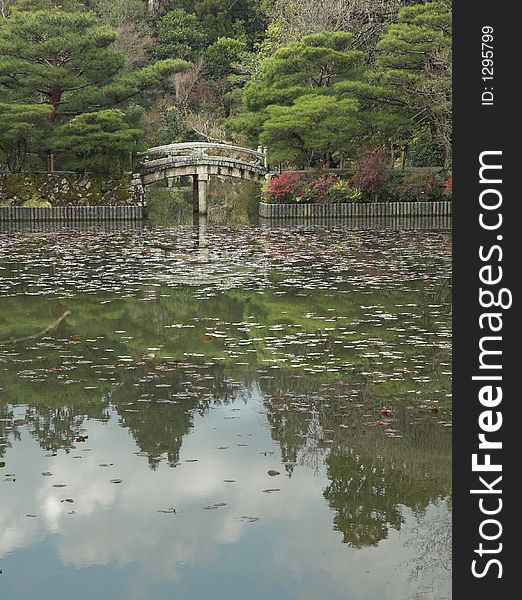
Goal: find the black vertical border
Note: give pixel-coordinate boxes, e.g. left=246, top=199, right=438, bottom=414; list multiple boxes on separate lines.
left=453, top=0, right=517, bottom=596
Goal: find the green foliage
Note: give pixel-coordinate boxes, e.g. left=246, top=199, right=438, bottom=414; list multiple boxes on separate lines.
left=0, top=9, right=122, bottom=120
left=21, top=199, right=52, bottom=207
left=339, top=1, right=452, bottom=166
left=227, top=3, right=451, bottom=170
left=158, top=105, right=194, bottom=143
left=230, top=32, right=365, bottom=165
left=156, top=8, right=208, bottom=60
left=328, top=181, right=362, bottom=203
left=406, top=136, right=446, bottom=167
left=193, top=0, right=267, bottom=46
left=0, top=1, right=452, bottom=174
left=0, top=103, right=49, bottom=171
left=0, top=5, right=189, bottom=171
left=261, top=95, right=360, bottom=166
left=51, top=110, right=142, bottom=175
left=244, top=32, right=364, bottom=112
left=204, top=37, right=248, bottom=79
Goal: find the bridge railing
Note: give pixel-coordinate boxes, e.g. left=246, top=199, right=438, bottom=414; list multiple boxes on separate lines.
left=137, top=142, right=267, bottom=169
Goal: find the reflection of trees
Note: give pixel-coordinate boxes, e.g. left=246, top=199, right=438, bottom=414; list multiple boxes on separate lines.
left=324, top=413, right=451, bottom=547
left=0, top=237, right=451, bottom=549
left=259, top=372, right=451, bottom=548
left=325, top=449, right=403, bottom=547
left=404, top=501, right=452, bottom=599
left=24, top=401, right=111, bottom=453
left=111, top=362, right=244, bottom=469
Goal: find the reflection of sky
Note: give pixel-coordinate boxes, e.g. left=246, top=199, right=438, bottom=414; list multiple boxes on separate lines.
left=1, top=396, right=451, bottom=600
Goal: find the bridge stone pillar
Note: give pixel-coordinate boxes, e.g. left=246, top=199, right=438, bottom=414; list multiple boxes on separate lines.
left=193, top=174, right=209, bottom=214
left=192, top=176, right=199, bottom=212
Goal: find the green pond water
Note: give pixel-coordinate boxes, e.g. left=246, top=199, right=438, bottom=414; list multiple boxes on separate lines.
left=0, top=213, right=452, bottom=600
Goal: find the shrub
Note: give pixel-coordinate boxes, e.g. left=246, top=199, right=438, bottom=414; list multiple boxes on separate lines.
left=328, top=181, right=362, bottom=203
left=264, top=172, right=305, bottom=203
left=350, top=150, right=391, bottom=201
left=395, top=171, right=445, bottom=202
left=305, top=173, right=338, bottom=203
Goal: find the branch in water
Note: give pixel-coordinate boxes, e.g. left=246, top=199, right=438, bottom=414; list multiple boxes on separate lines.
left=1, top=311, right=71, bottom=345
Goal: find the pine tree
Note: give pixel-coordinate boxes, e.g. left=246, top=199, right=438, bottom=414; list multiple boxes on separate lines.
left=0, top=5, right=189, bottom=171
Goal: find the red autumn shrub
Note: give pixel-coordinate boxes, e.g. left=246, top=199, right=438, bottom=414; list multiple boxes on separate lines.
left=308, top=173, right=340, bottom=203
left=350, top=150, right=391, bottom=201
left=265, top=172, right=304, bottom=203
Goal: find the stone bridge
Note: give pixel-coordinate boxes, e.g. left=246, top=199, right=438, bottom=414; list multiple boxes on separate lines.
left=132, top=142, right=268, bottom=214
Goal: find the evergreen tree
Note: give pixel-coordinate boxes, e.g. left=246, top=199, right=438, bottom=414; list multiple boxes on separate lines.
left=260, top=95, right=360, bottom=167
left=50, top=109, right=142, bottom=175
left=0, top=4, right=188, bottom=170
left=0, top=103, right=48, bottom=171
left=228, top=32, right=365, bottom=165
left=338, top=0, right=452, bottom=166
left=155, top=8, right=208, bottom=60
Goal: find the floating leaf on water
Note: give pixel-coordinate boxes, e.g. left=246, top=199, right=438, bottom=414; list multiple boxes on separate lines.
left=202, top=503, right=226, bottom=510
left=240, top=516, right=259, bottom=523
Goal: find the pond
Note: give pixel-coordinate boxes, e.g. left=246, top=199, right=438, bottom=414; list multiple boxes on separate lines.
left=0, top=214, right=452, bottom=600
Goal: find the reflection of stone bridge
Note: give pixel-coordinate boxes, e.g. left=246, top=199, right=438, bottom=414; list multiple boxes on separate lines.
left=132, top=142, right=268, bottom=214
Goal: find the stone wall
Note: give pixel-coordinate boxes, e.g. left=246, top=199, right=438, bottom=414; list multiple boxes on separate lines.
left=0, top=172, right=136, bottom=206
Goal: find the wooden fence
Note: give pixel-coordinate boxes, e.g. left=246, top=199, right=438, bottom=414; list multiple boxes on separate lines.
left=0, top=205, right=144, bottom=222
left=258, top=201, right=452, bottom=219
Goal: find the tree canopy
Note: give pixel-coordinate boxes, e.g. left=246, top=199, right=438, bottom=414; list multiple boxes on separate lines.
left=0, top=2, right=188, bottom=171
left=0, top=0, right=452, bottom=172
